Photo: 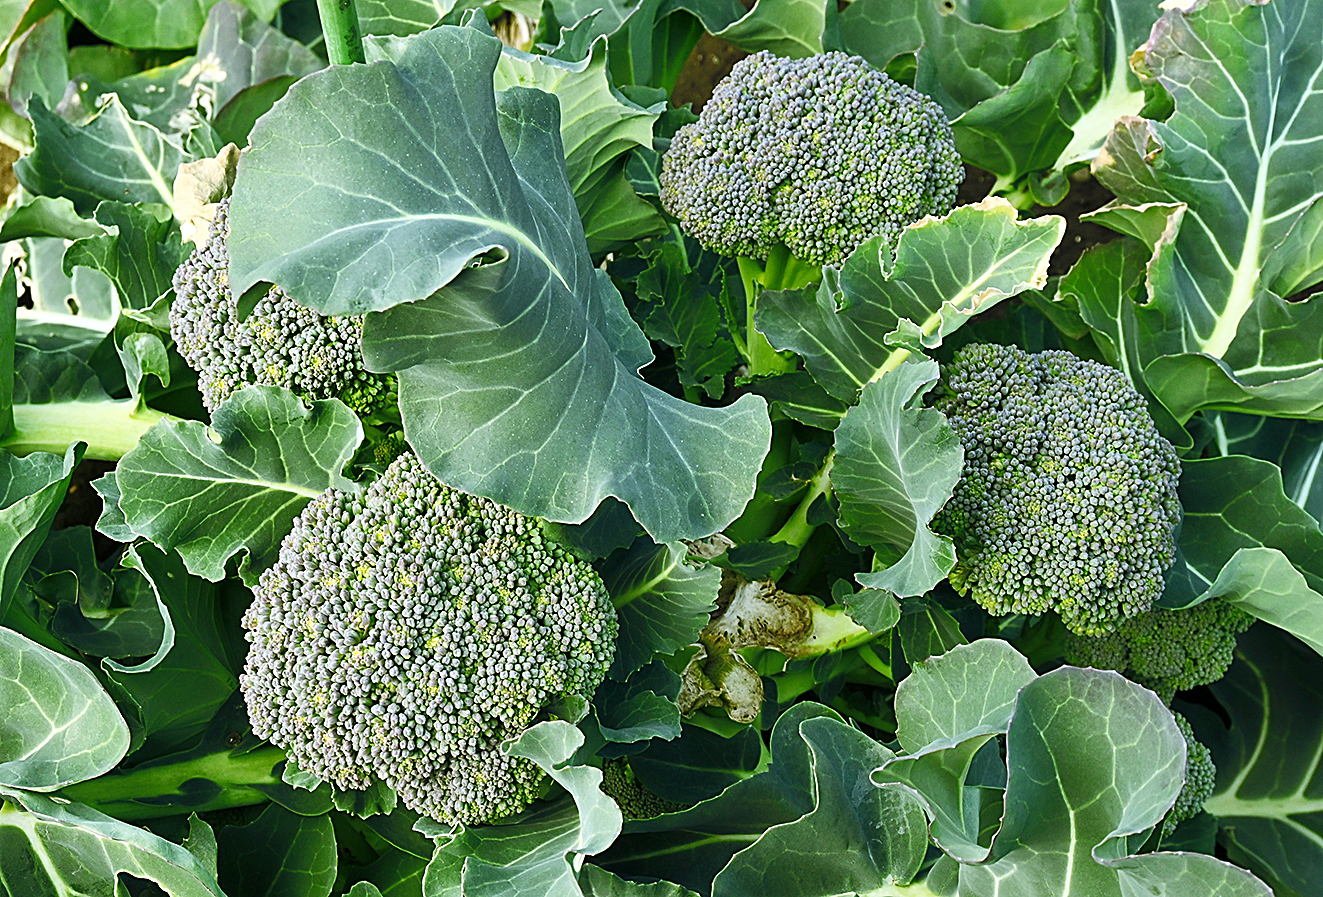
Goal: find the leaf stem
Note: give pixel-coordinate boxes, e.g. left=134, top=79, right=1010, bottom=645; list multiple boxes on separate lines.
left=764, top=450, right=834, bottom=580
left=1, top=401, right=173, bottom=461
left=316, top=0, right=365, bottom=66
left=57, top=745, right=288, bottom=820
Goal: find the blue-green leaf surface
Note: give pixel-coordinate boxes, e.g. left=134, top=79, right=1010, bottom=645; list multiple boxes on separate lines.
left=0, top=789, right=226, bottom=896
left=229, top=24, right=769, bottom=542
left=1201, top=625, right=1323, bottom=894
left=835, top=359, right=963, bottom=602
left=758, top=199, right=1063, bottom=403
left=0, top=443, right=81, bottom=618
left=15, top=97, right=194, bottom=214
left=0, top=626, right=129, bottom=791
left=875, top=640, right=1036, bottom=862
left=954, top=668, right=1269, bottom=896
left=58, top=0, right=281, bottom=48
left=601, top=539, right=719, bottom=680
left=1089, top=0, right=1323, bottom=421
left=217, top=803, right=337, bottom=897
left=116, top=386, right=362, bottom=583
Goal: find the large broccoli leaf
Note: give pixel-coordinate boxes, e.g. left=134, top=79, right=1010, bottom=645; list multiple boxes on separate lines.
left=114, top=385, right=362, bottom=583
left=758, top=199, right=1063, bottom=404
left=834, top=359, right=964, bottom=608
left=1086, top=0, right=1323, bottom=422
left=57, top=0, right=280, bottom=49
left=0, top=626, right=129, bottom=791
left=1201, top=625, right=1323, bottom=895
left=0, top=788, right=226, bottom=895
left=228, top=23, right=769, bottom=543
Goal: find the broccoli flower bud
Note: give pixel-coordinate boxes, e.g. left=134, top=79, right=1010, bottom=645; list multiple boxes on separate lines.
left=170, top=199, right=392, bottom=415
left=240, top=454, right=618, bottom=825
left=659, top=50, right=963, bottom=266
left=933, top=344, right=1182, bottom=635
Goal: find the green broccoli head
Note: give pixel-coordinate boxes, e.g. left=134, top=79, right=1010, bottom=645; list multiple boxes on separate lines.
left=932, top=344, right=1182, bottom=636
left=1065, top=599, right=1253, bottom=702
left=1165, top=712, right=1215, bottom=836
left=239, top=453, right=618, bottom=825
left=599, top=758, right=690, bottom=820
left=659, top=51, right=963, bottom=267
left=170, top=199, right=392, bottom=415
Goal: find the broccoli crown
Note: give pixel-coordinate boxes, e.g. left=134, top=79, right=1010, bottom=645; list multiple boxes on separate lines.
left=599, top=758, right=690, bottom=820
left=932, top=344, right=1182, bottom=635
left=1165, top=712, right=1215, bottom=835
left=659, top=50, right=963, bottom=267
left=240, top=454, right=618, bottom=825
left=1065, top=599, right=1253, bottom=702
left=170, top=199, right=391, bottom=415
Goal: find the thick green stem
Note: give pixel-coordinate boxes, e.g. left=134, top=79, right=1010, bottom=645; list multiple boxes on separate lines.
left=766, top=450, right=833, bottom=575
left=316, top=0, right=365, bottom=65
left=736, top=247, right=822, bottom=377
left=1, top=401, right=172, bottom=461
left=58, top=745, right=287, bottom=820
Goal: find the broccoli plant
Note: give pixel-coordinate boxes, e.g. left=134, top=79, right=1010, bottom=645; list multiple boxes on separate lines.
left=0, top=0, right=1319, bottom=894
left=241, top=452, right=618, bottom=824
left=658, top=50, right=963, bottom=374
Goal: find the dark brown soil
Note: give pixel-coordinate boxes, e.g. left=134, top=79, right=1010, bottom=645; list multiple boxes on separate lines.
left=672, top=34, right=748, bottom=112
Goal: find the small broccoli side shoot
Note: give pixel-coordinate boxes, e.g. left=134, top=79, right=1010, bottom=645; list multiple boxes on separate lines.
left=1166, top=712, right=1215, bottom=836
left=171, top=199, right=392, bottom=415
left=659, top=51, right=963, bottom=269
left=240, top=454, right=618, bottom=825
left=932, top=344, right=1182, bottom=636
left=1065, top=599, right=1254, bottom=702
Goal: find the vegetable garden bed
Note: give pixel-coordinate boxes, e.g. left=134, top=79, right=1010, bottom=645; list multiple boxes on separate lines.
left=0, top=0, right=1319, bottom=895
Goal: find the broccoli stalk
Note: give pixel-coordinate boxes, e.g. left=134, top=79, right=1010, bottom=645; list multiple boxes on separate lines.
left=737, top=248, right=824, bottom=376
left=1, top=398, right=171, bottom=461
left=57, top=745, right=288, bottom=821
left=315, top=0, right=365, bottom=66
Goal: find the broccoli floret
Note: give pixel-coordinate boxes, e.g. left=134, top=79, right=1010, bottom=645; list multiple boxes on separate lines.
left=599, top=758, right=690, bottom=820
left=239, top=453, right=618, bottom=825
left=932, top=344, right=1182, bottom=636
left=171, top=199, right=392, bottom=415
left=659, top=51, right=963, bottom=267
left=1065, top=600, right=1253, bottom=702
left=1165, top=712, right=1215, bottom=836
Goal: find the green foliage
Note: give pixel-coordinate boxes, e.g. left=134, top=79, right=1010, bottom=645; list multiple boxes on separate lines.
left=0, top=0, right=1317, bottom=893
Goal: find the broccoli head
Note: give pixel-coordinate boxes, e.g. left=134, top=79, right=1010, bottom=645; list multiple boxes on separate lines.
left=171, top=199, right=392, bottom=415
left=240, top=453, right=618, bottom=825
left=599, top=758, right=690, bottom=820
left=1065, top=599, right=1253, bottom=702
left=1166, top=712, right=1215, bottom=835
left=932, top=344, right=1182, bottom=635
left=659, top=51, right=963, bottom=267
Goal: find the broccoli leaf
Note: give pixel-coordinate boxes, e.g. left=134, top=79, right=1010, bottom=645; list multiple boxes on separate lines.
left=1201, top=625, right=1323, bottom=895
left=58, top=0, right=280, bottom=49
left=0, top=625, right=129, bottom=791
left=758, top=199, right=1063, bottom=404
left=229, top=23, right=770, bottom=543
left=491, top=35, right=665, bottom=254
left=874, top=640, right=1036, bottom=863
left=0, top=788, right=226, bottom=895
left=1088, top=0, right=1323, bottom=422
left=948, top=665, right=1269, bottom=896
left=834, top=359, right=963, bottom=605
left=15, top=97, right=195, bottom=214
left=216, top=803, right=338, bottom=897
left=116, top=385, right=362, bottom=583
left=601, top=703, right=928, bottom=896
left=62, top=202, right=188, bottom=313
left=0, top=443, right=82, bottom=618
left=600, top=539, right=719, bottom=681
left=433, top=721, right=624, bottom=897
